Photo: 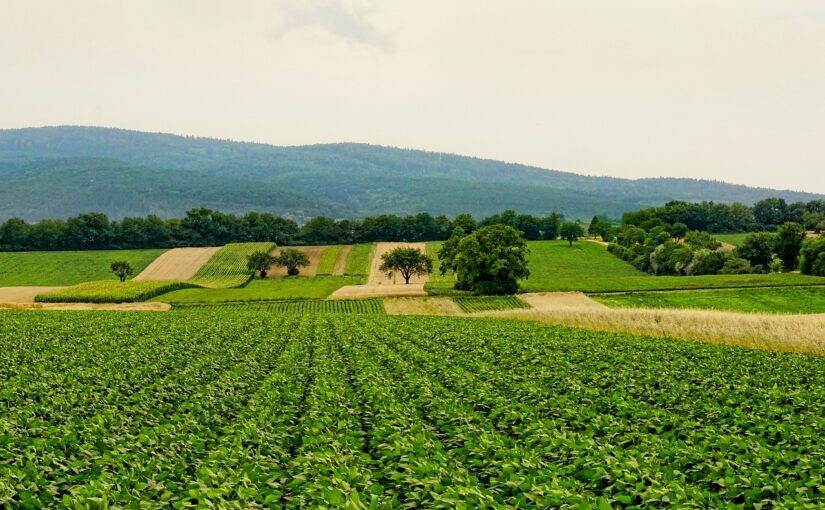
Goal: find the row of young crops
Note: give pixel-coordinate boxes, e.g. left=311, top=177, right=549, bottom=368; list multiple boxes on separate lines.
left=1, top=310, right=823, bottom=507
left=453, top=295, right=529, bottom=312
left=34, top=280, right=195, bottom=303
left=177, top=299, right=385, bottom=314
left=188, top=242, right=275, bottom=288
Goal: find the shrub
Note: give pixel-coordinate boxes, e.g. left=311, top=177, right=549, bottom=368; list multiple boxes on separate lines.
left=799, top=237, right=825, bottom=276
left=720, top=257, right=752, bottom=275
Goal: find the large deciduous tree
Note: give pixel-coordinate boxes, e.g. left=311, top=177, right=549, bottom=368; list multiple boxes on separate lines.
left=773, top=222, right=806, bottom=270
left=246, top=250, right=277, bottom=278
left=274, top=248, right=310, bottom=276
left=379, top=247, right=433, bottom=284
left=445, top=224, right=530, bottom=295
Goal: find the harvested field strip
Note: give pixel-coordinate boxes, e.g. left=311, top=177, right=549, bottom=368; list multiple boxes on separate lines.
left=176, top=299, right=385, bottom=314
left=1, top=302, right=171, bottom=311
left=368, top=242, right=428, bottom=285
left=454, top=295, right=529, bottom=313
left=189, top=242, right=274, bottom=288
left=35, top=280, right=197, bottom=303
left=491, top=307, right=825, bottom=355
left=315, top=245, right=342, bottom=275
left=343, top=243, right=374, bottom=278
left=133, top=247, right=220, bottom=281
left=0, top=249, right=166, bottom=286
left=332, top=245, right=350, bottom=275
left=268, top=246, right=325, bottom=278
left=383, top=296, right=463, bottom=316
left=520, top=292, right=608, bottom=311
left=0, top=286, right=63, bottom=304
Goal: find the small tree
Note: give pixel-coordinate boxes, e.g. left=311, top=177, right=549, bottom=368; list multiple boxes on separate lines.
left=247, top=251, right=276, bottom=278
left=559, top=222, right=584, bottom=247
left=737, top=233, right=775, bottom=268
left=380, top=247, right=433, bottom=284
left=110, top=260, right=133, bottom=282
left=274, top=248, right=310, bottom=276
left=670, top=223, right=688, bottom=243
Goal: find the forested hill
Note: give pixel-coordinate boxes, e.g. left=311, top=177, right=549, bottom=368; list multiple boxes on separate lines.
left=1, top=126, right=821, bottom=221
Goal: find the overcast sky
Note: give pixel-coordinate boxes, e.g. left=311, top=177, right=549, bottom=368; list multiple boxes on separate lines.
left=2, top=1, right=824, bottom=192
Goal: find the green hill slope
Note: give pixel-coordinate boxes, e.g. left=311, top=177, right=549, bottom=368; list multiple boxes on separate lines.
left=1, top=126, right=821, bottom=221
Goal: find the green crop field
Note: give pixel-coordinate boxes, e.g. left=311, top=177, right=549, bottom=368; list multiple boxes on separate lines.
left=0, top=249, right=166, bottom=286
left=315, top=245, right=342, bottom=275
left=177, top=299, right=385, bottom=314
left=343, top=243, right=374, bottom=278
left=155, top=276, right=362, bottom=303
left=453, top=295, right=529, bottom=313
left=594, top=286, right=825, bottom=314
left=1, top=310, right=823, bottom=507
left=188, top=242, right=275, bottom=288
left=428, top=240, right=825, bottom=294
left=714, top=232, right=756, bottom=247
left=34, top=280, right=195, bottom=303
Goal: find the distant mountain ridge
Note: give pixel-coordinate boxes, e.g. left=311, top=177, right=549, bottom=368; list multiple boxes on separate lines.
left=0, top=125, right=821, bottom=222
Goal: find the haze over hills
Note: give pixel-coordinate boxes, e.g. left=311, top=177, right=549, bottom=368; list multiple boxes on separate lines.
left=0, top=126, right=821, bottom=222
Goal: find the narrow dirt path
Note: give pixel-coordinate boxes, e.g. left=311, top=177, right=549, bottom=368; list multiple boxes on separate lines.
left=332, top=245, right=351, bottom=276
left=134, top=247, right=220, bottom=281
left=0, top=302, right=171, bottom=311
left=267, top=246, right=326, bottom=278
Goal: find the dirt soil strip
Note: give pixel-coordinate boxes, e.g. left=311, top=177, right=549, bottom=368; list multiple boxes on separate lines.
left=0, top=302, right=171, bottom=311
left=134, top=247, right=221, bottom=281
left=330, top=283, right=427, bottom=299
left=519, top=292, right=608, bottom=311
left=0, top=287, right=64, bottom=303
left=267, top=246, right=326, bottom=278
left=368, top=242, right=429, bottom=285
left=332, top=245, right=351, bottom=276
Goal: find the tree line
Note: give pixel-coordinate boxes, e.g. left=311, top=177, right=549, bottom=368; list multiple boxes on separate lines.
left=0, top=208, right=566, bottom=251
left=621, top=198, right=825, bottom=233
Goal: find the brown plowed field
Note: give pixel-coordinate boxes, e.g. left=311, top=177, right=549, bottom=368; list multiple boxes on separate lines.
left=134, top=247, right=220, bottom=281
left=0, top=286, right=64, bottom=303
left=267, top=246, right=326, bottom=278
left=368, top=242, right=429, bottom=285
left=332, top=245, right=351, bottom=276
left=519, top=292, right=607, bottom=311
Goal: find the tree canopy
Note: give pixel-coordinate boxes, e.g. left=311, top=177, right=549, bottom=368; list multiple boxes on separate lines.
left=273, top=248, right=310, bottom=276
left=444, top=225, right=530, bottom=295
left=379, top=247, right=433, bottom=284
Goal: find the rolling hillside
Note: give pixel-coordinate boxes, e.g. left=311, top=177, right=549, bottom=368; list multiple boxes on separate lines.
left=1, top=126, right=821, bottom=221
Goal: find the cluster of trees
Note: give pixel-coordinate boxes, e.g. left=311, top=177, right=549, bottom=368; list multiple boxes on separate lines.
left=608, top=220, right=817, bottom=276
left=621, top=198, right=825, bottom=234
left=246, top=249, right=310, bottom=278
left=0, top=208, right=568, bottom=251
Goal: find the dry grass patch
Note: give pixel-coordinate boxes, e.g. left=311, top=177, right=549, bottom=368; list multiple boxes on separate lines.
left=383, top=297, right=463, bottom=316
left=134, top=247, right=220, bottom=281
left=520, top=292, right=607, bottom=311
left=1, top=302, right=170, bottom=311
left=0, top=286, right=64, bottom=304
left=489, top=307, right=825, bottom=356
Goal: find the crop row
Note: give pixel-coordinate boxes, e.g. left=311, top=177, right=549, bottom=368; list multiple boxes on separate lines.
left=176, top=299, right=385, bottom=314
left=34, top=280, right=195, bottom=303
left=188, top=242, right=275, bottom=288
left=452, top=295, right=529, bottom=312
left=0, top=311, right=823, bottom=507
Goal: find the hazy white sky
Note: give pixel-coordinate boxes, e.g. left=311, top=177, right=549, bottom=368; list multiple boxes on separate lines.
left=2, top=1, right=824, bottom=192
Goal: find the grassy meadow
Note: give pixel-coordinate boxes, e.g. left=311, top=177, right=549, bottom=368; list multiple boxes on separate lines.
left=343, top=243, right=374, bottom=279
left=0, top=249, right=166, bottom=286
left=594, top=286, right=825, bottom=314
left=315, top=245, right=342, bottom=275
left=714, top=232, right=755, bottom=247
left=154, top=276, right=362, bottom=303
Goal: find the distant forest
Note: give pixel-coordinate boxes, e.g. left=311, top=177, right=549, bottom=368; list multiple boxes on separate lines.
left=1, top=126, right=823, bottom=222
left=1, top=197, right=821, bottom=252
